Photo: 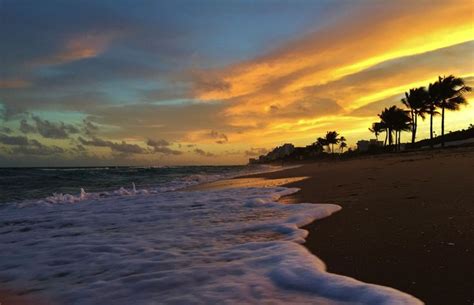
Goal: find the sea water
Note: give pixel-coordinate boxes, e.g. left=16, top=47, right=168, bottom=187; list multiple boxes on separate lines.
left=0, top=166, right=423, bottom=304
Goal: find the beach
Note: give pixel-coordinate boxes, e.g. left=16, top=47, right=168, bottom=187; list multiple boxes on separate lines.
left=240, top=147, right=474, bottom=305
left=1, top=149, right=472, bottom=304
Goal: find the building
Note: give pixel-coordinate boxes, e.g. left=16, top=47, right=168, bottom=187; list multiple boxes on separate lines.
left=266, top=143, right=295, bottom=160
left=249, top=143, right=296, bottom=164
left=357, top=139, right=383, bottom=152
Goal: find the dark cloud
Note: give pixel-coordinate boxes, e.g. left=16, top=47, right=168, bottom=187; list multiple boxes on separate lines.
left=0, top=134, right=65, bottom=155
left=78, top=136, right=147, bottom=154
left=72, top=144, right=87, bottom=152
left=0, top=103, right=25, bottom=121
left=0, top=134, right=29, bottom=146
left=29, top=116, right=80, bottom=139
left=206, top=130, right=228, bottom=144
left=147, top=139, right=170, bottom=147
left=0, top=126, right=13, bottom=134
left=19, top=119, right=37, bottom=134
left=146, top=139, right=182, bottom=155
left=82, top=119, right=99, bottom=136
left=193, top=148, right=216, bottom=157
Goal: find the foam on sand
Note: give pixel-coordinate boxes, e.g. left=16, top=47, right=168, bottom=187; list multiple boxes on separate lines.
left=0, top=186, right=423, bottom=305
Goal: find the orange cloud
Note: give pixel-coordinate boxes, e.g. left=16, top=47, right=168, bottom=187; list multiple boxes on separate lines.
left=0, top=79, right=30, bottom=89
left=183, top=0, right=473, bottom=155
left=194, top=0, right=473, bottom=109
left=35, top=32, right=116, bottom=66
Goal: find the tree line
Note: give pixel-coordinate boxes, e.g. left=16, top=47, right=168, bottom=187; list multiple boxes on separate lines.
left=314, top=131, right=347, bottom=153
left=369, top=75, right=471, bottom=150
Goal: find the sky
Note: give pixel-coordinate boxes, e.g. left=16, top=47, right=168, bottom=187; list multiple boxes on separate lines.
left=0, top=0, right=473, bottom=167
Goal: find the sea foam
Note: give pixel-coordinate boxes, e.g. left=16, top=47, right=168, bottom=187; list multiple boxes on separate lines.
left=0, top=184, right=423, bottom=304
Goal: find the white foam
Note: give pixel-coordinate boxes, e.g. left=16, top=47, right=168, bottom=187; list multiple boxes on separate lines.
left=29, top=164, right=291, bottom=205
left=0, top=185, right=422, bottom=305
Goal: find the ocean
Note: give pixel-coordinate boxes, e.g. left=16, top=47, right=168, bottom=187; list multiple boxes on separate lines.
left=0, top=166, right=249, bottom=204
left=0, top=166, right=422, bottom=304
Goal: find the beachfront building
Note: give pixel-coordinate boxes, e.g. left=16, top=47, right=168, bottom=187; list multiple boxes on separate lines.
left=248, top=158, right=258, bottom=164
left=250, top=143, right=295, bottom=163
left=266, top=143, right=295, bottom=160
left=356, top=139, right=383, bottom=152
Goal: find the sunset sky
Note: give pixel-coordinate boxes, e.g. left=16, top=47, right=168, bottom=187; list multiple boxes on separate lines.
left=1, top=0, right=473, bottom=166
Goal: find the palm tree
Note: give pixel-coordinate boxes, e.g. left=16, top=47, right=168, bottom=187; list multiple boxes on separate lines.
left=427, top=82, right=441, bottom=147
left=339, top=140, right=347, bottom=153
left=324, top=131, right=344, bottom=153
left=401, top=87, right=428, bottom=144
left=316, top=137, right=329, bottom=153
left=436, top=75, right=472, bottom=147
left=392, top=107, right=412, bottom=151
left=369, top=122, right=386, bottom=144
left=378, top=106, right=411, bottom=151
left=378, top=106, right=396, bottom=147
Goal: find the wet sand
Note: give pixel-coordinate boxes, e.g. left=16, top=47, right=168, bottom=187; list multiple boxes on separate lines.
left=247, top=147, right=474, bottom=305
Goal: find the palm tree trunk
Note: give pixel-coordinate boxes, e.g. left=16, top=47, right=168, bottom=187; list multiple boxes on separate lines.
left=394, top=131, right=397, bottom=151
left=441, top=105, right=445, bottom=148
left=398, top=131, right=401, bottom=151
left=384, top=131, right=388, bottom=146
left=430, top=112, right=433, bottom=148
left=412, top=114, right=417, bottom=144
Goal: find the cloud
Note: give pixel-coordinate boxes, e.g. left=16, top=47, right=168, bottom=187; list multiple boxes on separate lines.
left=21, top=116, right=80, bottom=139
left=0, top=134, right=65, bottom=155
left=78, top=136, right=147, bottom=154
left=244, top=147, right=268, bottom=157
left=206, top=130, right=228, bottom=144
left=85, top=102, right=235, bottom=142
left=146, top=139, right=182, bottom=155
left=82, top=119, right=100, bottom=136
left=0, top=126, right=13, bottom=134
left=0, top=104, right=25, bottom=121
left=38, top=33, right=116, bottom=66
left=0, top=79, right=30, bottom=89
left=0, top=134, right=29, bottom=146
left=194, top=148, right=216, bottom=157
left=19, top=119, right=37, bottom=134
left=189, top=1, right=473, bottom=134
left=1, top=0, right=473, bottom=166
left=147, top=139, right=171, bottom=147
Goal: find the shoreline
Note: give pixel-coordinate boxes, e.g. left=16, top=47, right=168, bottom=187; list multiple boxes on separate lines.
left=250, top=147, right=474, bottom=305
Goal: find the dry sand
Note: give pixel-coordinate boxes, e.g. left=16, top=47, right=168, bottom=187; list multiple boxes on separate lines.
left=193, top=146, right=474, bottom=305
left=249, top=147, right=474, bottom=305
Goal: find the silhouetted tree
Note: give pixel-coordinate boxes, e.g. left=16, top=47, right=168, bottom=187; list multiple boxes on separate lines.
left=324, top=131, right=344, bottom=153
left=392, top=107, right=412, bottom=151
left=436, top=75, right=472, bottom=147
left=378, top=107, right=395, bottom=146
left=378, top=106, right=411, bottom=150
left=427, top=82, right=441, bottom=147
left=339, top=140, right=347, bottom=153
left=369, top=122, right=386, bottom=144
left=316, top=137, right=329, bottom=153
left=402, top=87, right=428, bottom=144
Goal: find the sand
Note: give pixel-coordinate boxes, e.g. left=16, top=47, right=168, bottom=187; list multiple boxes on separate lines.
left=244, top=147, right=474, bottom=305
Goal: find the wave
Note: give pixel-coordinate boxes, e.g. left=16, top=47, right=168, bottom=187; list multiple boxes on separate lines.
left=8, top=164, right=290, bottom=206
left=0, top=183, right=422, bottom=304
